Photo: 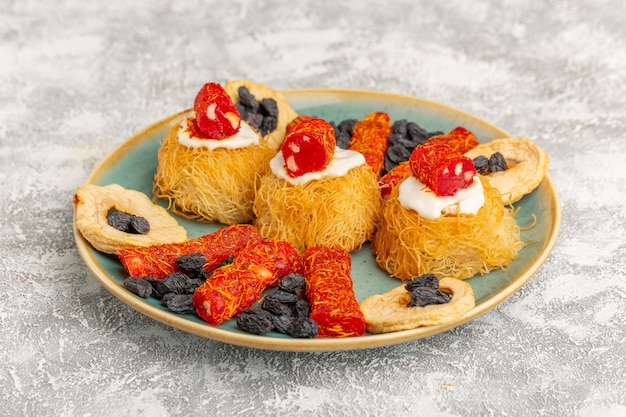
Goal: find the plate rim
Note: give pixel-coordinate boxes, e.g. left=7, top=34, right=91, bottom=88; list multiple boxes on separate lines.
left=73, top=88, right=562, bottom=352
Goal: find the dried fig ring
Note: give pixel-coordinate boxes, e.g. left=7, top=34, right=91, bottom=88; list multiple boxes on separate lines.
left=464, top=137, right=549, bottom=205
left=74, top=183, right=187, bottom=254
left=360, top=277, right=475, bottom=334
left=224, top=79, right=298, bottom=149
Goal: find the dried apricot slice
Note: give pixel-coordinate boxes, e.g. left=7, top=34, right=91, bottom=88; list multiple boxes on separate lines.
left=360, top=277, right=475, bottom=334
left=74, top=184, right=187, bottom=254
left=464, top=137, right=549, bottom=204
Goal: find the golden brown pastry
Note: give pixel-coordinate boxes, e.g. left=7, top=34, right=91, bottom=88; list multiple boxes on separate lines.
left=360, top=277, right=475, bottom=334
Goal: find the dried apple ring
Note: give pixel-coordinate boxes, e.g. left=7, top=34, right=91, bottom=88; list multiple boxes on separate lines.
left=464, top=137, right=549, bottom=205
left=74, top=183, right=187, bottom=254
left=360, top=278, right=475, bottom=334
left=224, top=79, right=298, bottom=149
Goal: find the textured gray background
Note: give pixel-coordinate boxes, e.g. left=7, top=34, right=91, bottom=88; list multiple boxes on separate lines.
left=2, top=0, right=625, bottom=416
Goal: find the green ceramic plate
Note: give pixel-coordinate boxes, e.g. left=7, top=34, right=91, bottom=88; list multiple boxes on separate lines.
left=73, top=89, right=561, bottom=351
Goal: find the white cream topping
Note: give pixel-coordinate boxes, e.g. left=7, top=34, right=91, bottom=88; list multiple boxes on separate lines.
left=270, top=147, right=366, bottom=185
left=397, top=175, right=485, bottom=220
left=177, top=118, right=259, bottom=150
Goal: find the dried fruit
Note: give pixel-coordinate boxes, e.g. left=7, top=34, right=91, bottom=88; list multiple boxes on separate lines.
left=74, top=183, right=187, bottom=254
left=407, top=287, right=451, bottom=307
left=162, top=293, right=195, bottom=314
left=236, top=309, right=275, bottom=334
left=175, top=253, right=208, bottom=280
left=107, top=210, right=150, bottom=235
left=333, top=118, right=357, bottom=149
left=277, top=273, right=307, bottom=293
left=360, top=278, right=475, bottom=334
left=176, top=252, right=207, bottom=272
left=123, top=277, right=153, bottom=298
left=405, top=273, right=439, bottom=291
left=261, top=297, right=294, bottom=316
left=265, top=289, right=299, bottom=304
left=162, top=271, right=195, bottom=294
left=473, top=155, right=490, bottom=175
left=489, top=151, right=508, bottom=172
left=286, top=317, right=318, bottom=338
left=272, top=315, right=293, bottom=334
left=464, top=137, right=549, bottom=204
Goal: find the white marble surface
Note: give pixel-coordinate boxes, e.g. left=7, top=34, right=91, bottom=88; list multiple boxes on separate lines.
left=2, top=0, right=625, bottom=416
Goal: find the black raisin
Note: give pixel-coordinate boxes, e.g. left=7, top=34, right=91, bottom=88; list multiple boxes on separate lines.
left=336, top=119, right=357, bottom=134
left=145, top=277, right=168, bottom=299
left=246, top=112, right=264, bottom=129
left=407, top=122, right=429, bottom=144
left=392, top=119, right=408, bottom=136
left=260, top=115, right=277, bottom=134
left=294, top=298, right=311, bottom=318
left=384, top=154, right=398, bottom=173
left=162, top=293, right=195, bottom=314
left=387, top=132, right=406, bottom=147
left=107, top=210, right=150, bottom=235
left=123, top=277, right=153, bottom=298
left=287, top=317, right=318, bottom=338
left=107, top=210, right=132, bottom=232
left=266, top=289, right=299, bottom=304
left=489, top=152, right=508, bottom=172
left=278, top=273, right=307, bottom=293
left=259, top=98, right=278, bottom=118
left=272, top=315, right=293, bottom=334
left=235, top=102, right=248, bottom=120
left=128, top=215, right=150, bottom=234
left=473, top=155, right=490, bottom=175
left=386, top=144, right=412, bottom=164
left=407, top=287, right=451, bottom=307
left=262, top=298, right=294, bottom=316
left=405, top=273, right=439, bottom=291
left=176, top=253, right=207, bottom=272
left=188, top=277, right=205, bottom=292
left=237, top=86, right=259, bottom=112
left=236, top=309, right=275, bottom=334
left=336, top=130, right=351, bottom=149
left=162, top=271, right=194, bottom=294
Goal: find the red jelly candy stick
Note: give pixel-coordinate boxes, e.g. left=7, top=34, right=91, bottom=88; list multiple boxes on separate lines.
left=349, top=111, right=392, bottom=176
left=193, top=82, right=241, bottom=139
left=379, top=162, right=412, bottom=198
left=281, top=117, right=336, bottom=178
left=409, top=142, right=476, bottom=197
left=192, top=239, right=303, bottom=326
left=426, top=126, right=479, bottom=154
left=285, top=114, right=314, bottom=136
left=304, top=246, right=366, bottom=338
left=118, top=224, right=261, bottom=279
